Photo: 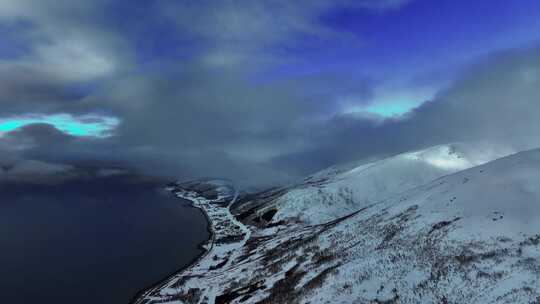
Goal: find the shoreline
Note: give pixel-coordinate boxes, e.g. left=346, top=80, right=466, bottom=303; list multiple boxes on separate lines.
left=131, top=181, right=250, bottom=303
left=129, top=194, right=215, bottom=304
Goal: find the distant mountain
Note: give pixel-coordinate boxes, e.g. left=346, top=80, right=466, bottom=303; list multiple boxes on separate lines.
left=136, top=145, right=540, bottom=304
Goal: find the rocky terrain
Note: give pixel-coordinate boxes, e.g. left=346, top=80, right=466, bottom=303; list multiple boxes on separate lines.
left=134, top=145, right=540, bottom=304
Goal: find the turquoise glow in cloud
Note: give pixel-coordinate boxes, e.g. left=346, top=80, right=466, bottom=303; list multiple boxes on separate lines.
left=0, top=114, right=120, bottom=137
left=364, top=101, right=421, bottom=117
left=345, top=88, right=435, bottom=118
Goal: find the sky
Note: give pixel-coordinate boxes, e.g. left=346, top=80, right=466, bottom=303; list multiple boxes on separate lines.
left=1, top=0, right=540, bottom=187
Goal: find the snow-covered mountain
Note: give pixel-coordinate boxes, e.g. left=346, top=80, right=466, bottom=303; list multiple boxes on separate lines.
left=135, top=145, right=540, bottom=304
left=237, top=143, right=511, bottom=225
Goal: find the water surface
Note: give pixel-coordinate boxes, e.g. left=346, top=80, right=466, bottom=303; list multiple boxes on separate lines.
left=0, top=173, right=209, bottom=304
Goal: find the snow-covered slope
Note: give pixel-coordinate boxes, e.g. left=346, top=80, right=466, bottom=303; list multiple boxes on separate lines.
left=290, top=147, right=540, bottom=303
left=136, top=145, right=540, bottom=304
left=265, top=144, right=510, bottom=224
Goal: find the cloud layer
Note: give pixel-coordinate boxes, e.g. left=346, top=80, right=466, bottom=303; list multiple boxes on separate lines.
left=1, top=0, right=540, bottom=187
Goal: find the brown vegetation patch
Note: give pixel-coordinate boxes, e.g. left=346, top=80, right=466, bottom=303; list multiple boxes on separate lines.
left=429, top=217, right=461, bottom=235
left=255, top=265, right=306, bottom=304
left=215, top=281, right=266, bottom=304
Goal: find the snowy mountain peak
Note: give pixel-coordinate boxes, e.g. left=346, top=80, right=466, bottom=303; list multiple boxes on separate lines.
left=268, top=143, right=511, bottom=224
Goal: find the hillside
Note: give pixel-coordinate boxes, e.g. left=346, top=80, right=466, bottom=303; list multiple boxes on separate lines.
left=235, top=144, right=509, bottom=225
left=135, top=146, right=540, bottom=304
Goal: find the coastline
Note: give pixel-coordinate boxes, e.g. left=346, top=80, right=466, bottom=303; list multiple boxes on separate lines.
left=131, top=180, right=251, bottom=304
left=130, top=195, right=214, bottom=304
left=132, top=180, right=250, bottom=304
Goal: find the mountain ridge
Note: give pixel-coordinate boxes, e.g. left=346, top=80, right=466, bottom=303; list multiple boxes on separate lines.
left=135, top=144, right=540, bottom=304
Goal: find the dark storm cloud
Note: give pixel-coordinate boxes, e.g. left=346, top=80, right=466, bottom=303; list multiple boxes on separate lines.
left=2, top=123, right=74, bottom=147
left=0, top=65, right=84, bottom=114
left=273, top=46, right=540, bottom=174
left=77, top=45, right=540, bottom=186
left=0, top=124, right=75, bottom=181
left=1, top=0, right=540, bottom=188
left=69, top=0, right=399, bottom=186
left=0, top=0, right=132, bottom=114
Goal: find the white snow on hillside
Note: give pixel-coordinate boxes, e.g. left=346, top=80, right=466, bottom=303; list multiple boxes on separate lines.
left=297, top=147, right=540, bottom=303
left=272, top=143, right=511, bottom=224
left=136, top=145, right=540, bottom=304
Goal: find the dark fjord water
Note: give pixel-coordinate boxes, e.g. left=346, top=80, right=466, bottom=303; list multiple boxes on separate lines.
left=0, top=174, right=209, bottom=304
